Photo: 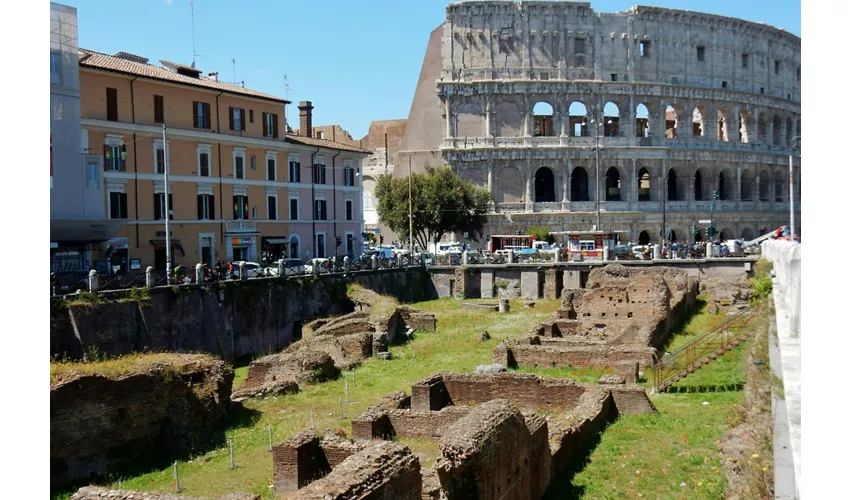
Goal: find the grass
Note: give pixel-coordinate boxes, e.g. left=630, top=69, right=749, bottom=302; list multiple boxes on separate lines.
left=52, top=294, right=760, bottom=500
left=49, top=352, right=217, bottom=387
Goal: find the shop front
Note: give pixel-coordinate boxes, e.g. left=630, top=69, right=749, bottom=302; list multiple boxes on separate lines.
left=261, top=236, right=290, bottom=263
left=149, top=238, right=184, bottom=270
left=100, top=237, right=129, bottom=275
left=227, top=236, right=257, bottom=263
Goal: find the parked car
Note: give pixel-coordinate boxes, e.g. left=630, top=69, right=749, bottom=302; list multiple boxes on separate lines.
left=232, top=261, right=263, bottom=278
left=416, top=252, right=434, bottom=266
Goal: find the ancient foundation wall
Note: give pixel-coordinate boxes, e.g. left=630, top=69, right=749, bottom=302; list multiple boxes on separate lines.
left=70, top=487, right=259, bottom=500
left=494, top=343, right=655, bottom=379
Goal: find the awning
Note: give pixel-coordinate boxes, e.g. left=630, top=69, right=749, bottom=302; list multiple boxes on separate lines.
left=149, top=239, right=182, bottom=248
left=265, top=238, right=289, bottom=245
left=50, top=218, right=127, bottom=243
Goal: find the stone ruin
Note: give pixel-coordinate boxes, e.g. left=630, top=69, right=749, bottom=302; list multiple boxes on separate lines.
left=71, top=487, right=259, bottom=500
left=494, top=265, right=699, bottom=381
left=232, top=290, right=436, bottom=401
left=273, top=371, right=655, bottom=499
left=700, top=275, right=754, bottom=313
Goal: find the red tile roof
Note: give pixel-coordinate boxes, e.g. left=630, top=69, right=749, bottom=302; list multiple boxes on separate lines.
left=285, top=134, right=372, bottom=154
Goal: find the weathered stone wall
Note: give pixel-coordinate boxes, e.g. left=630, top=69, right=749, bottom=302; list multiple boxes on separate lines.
left=352, top=406, right=473, bottom=440
left=495, top=343, right=656, bottom=375
left=71, top=487, right=259, bottom=500
left=50, top=354, right=233, bottom=488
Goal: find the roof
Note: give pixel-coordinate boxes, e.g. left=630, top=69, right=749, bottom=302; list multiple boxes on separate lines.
left=285, top=134, right=372, bottom=154
left=78, top=49, right=290, bottom=104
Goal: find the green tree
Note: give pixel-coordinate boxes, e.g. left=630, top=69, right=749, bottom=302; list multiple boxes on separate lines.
left=528, top=225, right=554, bottom=244
left=374, top=165, right=491, bottom=250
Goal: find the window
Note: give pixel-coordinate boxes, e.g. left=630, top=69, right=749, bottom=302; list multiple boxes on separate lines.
left=106, top=88, right=118, bottom=121
left=760, top=87, right=764, bottom=94
left=267, top=195, right=277, bottom=220
left=267, top=157, right=277, bottom=181
left=314, top=199, right=327, bottom=220
left=198, top=149, right=210, bottom=177
left=774, top=60, right=780, bottom=75
left=721, top=81, right=728, bottom=88
left=155, top=146, right=165, bottom=174
left=230, top=107, right=246, bottom=131
left=154, top=193, right=174, bottom=220
left=313, top=163, right=327, bottom=184
left=574, top=38, right=585, bottom=54
left=696, top=46, right=705, bottom=62
left=289, top=197, right=299, bottom=220
left=233, top=195, right=249, bottom=219
left=104, top=144, right=126, bottom=171
left=109, top=191, right=128, bottom=219
left=345, top=199, right=353, bottom=221
left=579, top=241, right=595, bottom=251
left=639, top=40, right=649, bottom=57
left=234, top=151, right=245, bottom=179
left=86, top=161, right=99, bottom=189
left=346, top=234, right=354, bottom=256
left=797, top=66, right=801, bottom=82
left=50, top=51, right=62, bottom=85
left=289, top=158, right=301, bottom=182
left=197, top=194, right=215, bottom=220
left=250, top=155, right=256, bottom=172
left=343, top=163, right=355, bottom=186
left=193, top=101, right=211, bottom=129
left=315, top=234, right=326, bottom=258
left=610, top=74, right=618, bottom=82
left=154, top=95, right=164, bottom=123
left=742, top=53, right=749, bottom=69
left=263, top=112, right=279, bottom=138
left=249, top=109, right=254, bottom=123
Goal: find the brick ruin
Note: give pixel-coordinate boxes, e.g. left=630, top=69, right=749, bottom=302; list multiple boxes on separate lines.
left=495, top=265, right=699, bottom=380
left=71, top=487, right=259, bottom=500
left=232, top=290, right=436, bottom=401
left=273, top=372, right=654, bottom=499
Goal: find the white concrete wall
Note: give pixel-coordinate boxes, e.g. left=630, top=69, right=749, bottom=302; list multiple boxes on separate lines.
left=762, top=239, right=801, bottom=336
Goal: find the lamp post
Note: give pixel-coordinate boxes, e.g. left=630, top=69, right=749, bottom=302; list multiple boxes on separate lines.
left=162, top=124, right=172, bottom=284
left=789, top=135, right=801, bottom=239
left=590, top=117, right=608, bottom=231
left=708, top=190, right=719, bottom=241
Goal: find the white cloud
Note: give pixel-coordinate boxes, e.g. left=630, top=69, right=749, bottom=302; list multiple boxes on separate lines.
left=253, top=68, right=268, bottom=75
left=164, top=0, right=173, bottom=5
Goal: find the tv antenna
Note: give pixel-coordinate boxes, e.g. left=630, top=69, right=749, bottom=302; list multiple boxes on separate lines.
left=190, top=0, right=203, bottom=68
left=284, top=74, right=293, bottom=100
left=232, top=57, right=237, bottom=84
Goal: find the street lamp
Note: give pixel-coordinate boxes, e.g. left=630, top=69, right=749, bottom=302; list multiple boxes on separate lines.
left=789, top=136, right=801, bottom=239
left=589, top=117, right=611, bottom=231
left=708, top=190, right=719, bottom=241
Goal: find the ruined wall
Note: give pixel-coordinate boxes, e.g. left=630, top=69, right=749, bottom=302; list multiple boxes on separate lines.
left=71, top=487, right=259, bottom=500
left=50, top=354, right=233, bottom=488
left=494, top=343, right=652, bottom=381
left=436, top=400, right=550, bottom=500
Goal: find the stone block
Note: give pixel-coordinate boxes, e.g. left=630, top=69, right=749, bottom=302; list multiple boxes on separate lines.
left=520, top=271, right=542, bottom=299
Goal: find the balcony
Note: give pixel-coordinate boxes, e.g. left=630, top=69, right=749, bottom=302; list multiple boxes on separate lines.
left=225, top=220, right=257, bottom=233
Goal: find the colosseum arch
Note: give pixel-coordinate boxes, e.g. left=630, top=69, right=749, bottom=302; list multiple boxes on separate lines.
left=497, top=166, right=523, bottom=202
left=665, top=105, right=679, bottom=139
left=785, top=117, right=793, bottom=146
left=603, top=101, right=620, bottom=137
left=569, top=101, right=589, bottom=137
left=532, top=101, right=555, bottom=137
left=454, top=103, right=484, bottom=137
left=605, top=166, right=623, bottom=201
left=570, top=166, right=590, bottom=201
left=757, top=113, right=769, bottom=143
left=534, top=166, right=556, bottom=202
left=738, top=110, right=752, bottom=143
left=692, top=106, right=706, bottom=136
left=638, top=230, right=651, bottom=245
left=795, top=119, right=801, bottom=141
left=759, top=169, right=772, bottom=201
left=667, top=168, right=682, bottom=201
left=637, top=167, right=652, bottom=201
left=772, top=115, right=783, bottom=145
left=635, top=103, right=651, bottom=137
left=719, top=228, right=734, bottom=241
left=717, top=168, right=735, bottom=200
left=694, top=168, right=708, bottom=201
left=740, top=170, right=755, bottom=201
left=495, top=100, right=522, bottom=137
left=741, top=227, right=755, bottom=241
left=774, top=169, right=786, bottom=202
left=717, top=109, right=732, bottom=142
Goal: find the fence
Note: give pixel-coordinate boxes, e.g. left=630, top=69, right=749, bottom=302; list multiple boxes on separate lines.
left=50, top=254, right=428, bottom=296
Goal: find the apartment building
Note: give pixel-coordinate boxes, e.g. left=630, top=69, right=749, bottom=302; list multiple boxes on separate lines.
left=78, top=50, right=370, bottom=273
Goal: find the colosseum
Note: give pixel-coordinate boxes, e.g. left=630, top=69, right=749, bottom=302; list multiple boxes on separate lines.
left=377, top=1, right=801, bottom=245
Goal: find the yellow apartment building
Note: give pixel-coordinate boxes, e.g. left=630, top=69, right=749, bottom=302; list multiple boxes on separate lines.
left=78, top=50, right=370, bottom=273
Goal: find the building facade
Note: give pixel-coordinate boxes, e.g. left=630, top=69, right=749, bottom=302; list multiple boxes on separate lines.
left=393, top=1, right=801, bottom=245
left=78, top=50, right=369, bottom=272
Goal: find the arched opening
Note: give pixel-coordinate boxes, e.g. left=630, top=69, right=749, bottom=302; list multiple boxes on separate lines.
left=495, top=101, right=522, bottom=137
left=603, top=102, right=620, bottom=137
left=667, top=169, right=679, bottom=201
left=497, top=166, right=523, bottom=202
left=795, top=119, right=801, bottom=141
left=719, top=229, right=733, bottom=241
left=718, top=169, right=734, bottom=200
left=741, top=227, right=755, bottom=241
left=785, top=117, right=793, bottom=146
left=694, top=169, right=705, bottom=201
left=637, top=167, right=651, bottom=201
left=774, top=170, right=785, bottom=202
left=569, top=102, right=589, bottom=137
left=692, top=106, right=705, bottom=136
left=570, top=166, right=589, bottom=201
left=757, top=113, right=768, bottom=143
left=738, top=110, right=751, bottom=143
left=740, top=170, right=755, bottom=201
left=669, top=230, right=678, bottom=242
left=759, top=169, right=771, bottom=201
left=665, top=105, right=678, bottom=139
left=638, top=230, right=650, bottom=245
left=694, top=229, right=703, bottom=242
left=534, top=167, right=556, bottom=202
left=532, top=101, right=555, bottom=137
left=289, top=234, right=301, bottom=259
left=605, top=167, right=621, bottom=201
left=773, top=115, right=782, bottom=145
left=636, top=103, right=650, bottom=137
left=717, top=109, right=730, bottom=142
left=454, top=103, right=484, bottom=137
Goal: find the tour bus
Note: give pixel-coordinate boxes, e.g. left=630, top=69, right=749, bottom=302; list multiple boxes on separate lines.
left=489, top=234, right=535, bottom=253
left=550, top=231, right=624, bottom=261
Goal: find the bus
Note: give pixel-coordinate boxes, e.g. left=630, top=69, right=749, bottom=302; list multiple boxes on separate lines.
left=550, top=231, right=624, bottom=261
left=489, top=235, right=536, bottom=253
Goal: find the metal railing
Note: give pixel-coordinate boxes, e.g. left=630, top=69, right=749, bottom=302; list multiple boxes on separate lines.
left=652, top=306, right=759, bottom=392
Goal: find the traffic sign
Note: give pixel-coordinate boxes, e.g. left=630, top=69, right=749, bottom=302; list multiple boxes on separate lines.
left=698, top=219, right=711, bottom=224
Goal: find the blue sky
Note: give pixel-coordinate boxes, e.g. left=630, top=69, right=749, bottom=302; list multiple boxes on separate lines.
left=71, top=0, right=801, bottom=139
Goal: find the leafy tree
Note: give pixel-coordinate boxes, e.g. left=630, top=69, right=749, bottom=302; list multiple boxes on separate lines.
left=374, top=165, right=491, bottom=250
left=528, top=225, right=554, bottom=244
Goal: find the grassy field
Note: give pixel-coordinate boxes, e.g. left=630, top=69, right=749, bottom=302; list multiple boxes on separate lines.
left=53, top=295, right=755, bottom=500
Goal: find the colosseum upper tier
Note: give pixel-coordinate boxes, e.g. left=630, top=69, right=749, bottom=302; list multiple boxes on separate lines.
left=396, top=1, right=800, bottom=244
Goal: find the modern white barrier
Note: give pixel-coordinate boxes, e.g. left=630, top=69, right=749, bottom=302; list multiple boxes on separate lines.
left=761, top=239, right=801, bottom=337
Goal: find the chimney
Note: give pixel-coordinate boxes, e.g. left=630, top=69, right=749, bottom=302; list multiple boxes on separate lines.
left=208, top=72, right=218, bottom=81
left=298, top=101, right=314, bottom=138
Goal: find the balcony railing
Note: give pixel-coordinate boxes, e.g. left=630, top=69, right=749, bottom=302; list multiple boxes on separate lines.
left=225, top=220, right=257, bottom=233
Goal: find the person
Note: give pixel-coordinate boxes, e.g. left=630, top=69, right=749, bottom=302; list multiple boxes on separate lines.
left=213, top=260, right=222, bottom=281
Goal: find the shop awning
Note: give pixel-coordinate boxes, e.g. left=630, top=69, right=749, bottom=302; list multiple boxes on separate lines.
left=265, top=238, right=289, bottom=245
left=149, top=239, right=182, bottom=247
left=50, top=218, right=127, bottom=243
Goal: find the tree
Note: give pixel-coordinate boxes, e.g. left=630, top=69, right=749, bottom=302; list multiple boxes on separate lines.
left=374, top=165, right=491, bottom=250
left=528, top=225, right=554, bottom=244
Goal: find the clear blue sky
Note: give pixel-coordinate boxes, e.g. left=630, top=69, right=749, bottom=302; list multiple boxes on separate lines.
left=72, top=0, right=801, bottom=139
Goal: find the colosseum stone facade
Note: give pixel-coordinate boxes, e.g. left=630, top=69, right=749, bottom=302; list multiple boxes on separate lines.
left=391, top=1, right=801, bottom=245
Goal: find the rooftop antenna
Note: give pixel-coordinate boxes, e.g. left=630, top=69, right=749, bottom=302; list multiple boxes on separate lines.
left=284, top=74, right=293, bottom=101
left=190, top=0, right=197, bottom=68
left=232, top=57, right=237, bottom=84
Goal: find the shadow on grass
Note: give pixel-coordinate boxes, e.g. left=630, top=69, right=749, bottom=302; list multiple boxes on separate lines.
left=665, top=382, right=744, bottom=393
left=542, top=418, right=613, bottom=499
left=50, top=401, right=261, bottom=499
left=653, top=298, right=709, bottom=354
